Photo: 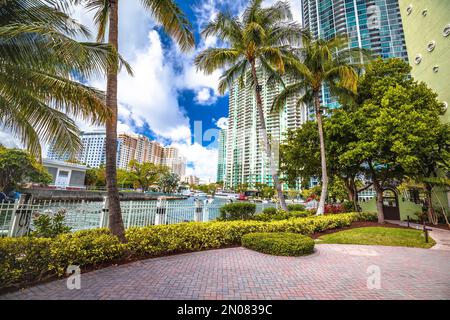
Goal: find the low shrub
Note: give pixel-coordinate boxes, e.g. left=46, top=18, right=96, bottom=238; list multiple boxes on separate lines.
left=252, top=209, right=312, bottom=221
left=0, top=212, right=374, bottom=290
left=49, top=229, right=126, bottom=275
left=219, top=202, right=256, bottom=221
left=262, top=207, right=277, bottom=215
left=0, top=237, right=52, bottom=289
left=241, top=232, right=315, bottom=256
left=287, top=204, right=306, bottom=211
left=31, top=209, right=71, bottom=238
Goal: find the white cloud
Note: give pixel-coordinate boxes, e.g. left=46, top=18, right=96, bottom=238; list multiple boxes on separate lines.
left=194, top=87, right=218, bottom=105
left=171, top=142, right=218, bottom=183
left=215, top=117, right=229, bottom=129
left=0, top=130, right=22, bottom=149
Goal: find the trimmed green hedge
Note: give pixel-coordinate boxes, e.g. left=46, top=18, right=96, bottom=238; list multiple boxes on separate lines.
left=242, top=232, right=315, bottom=256
left=219, top=202, right=256, bottom=220
left=287, top=204, right=306, bottom=211
left=252, top=209, right=313, bottom=221
left=0, top=212, right=376, bottom=290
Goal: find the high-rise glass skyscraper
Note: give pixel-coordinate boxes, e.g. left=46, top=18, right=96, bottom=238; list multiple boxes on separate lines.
left=224, top=70, right=308, bottom=190
left=301, top=0, right=409, bottom=107
left=216, top=128, right=227, bottom=183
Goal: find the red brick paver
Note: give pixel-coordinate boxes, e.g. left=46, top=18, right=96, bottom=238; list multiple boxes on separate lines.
left=1, top=244, right=449, bottom=300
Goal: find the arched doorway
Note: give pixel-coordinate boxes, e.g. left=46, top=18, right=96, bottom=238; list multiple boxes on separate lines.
left=382, top=188, right=400, bottom=220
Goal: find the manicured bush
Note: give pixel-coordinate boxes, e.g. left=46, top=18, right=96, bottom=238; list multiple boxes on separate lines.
left=289, top=210, right=313, bottom=218
left=0, top=237, right=52, bottom=289
left=219, top=202, right=256, bottom=220
left=49, top=229, right=126, bottom=275
left=31, top=209, right=71, bottom=238
left=241, top=232, right=315, bottom=256
left=252, top=209, right=312, bottom=221
left=0, top=212, right=374, bottom=290
left=287, top=204, right=306, bottom=211
left=262, top=207, right=277, bottom=215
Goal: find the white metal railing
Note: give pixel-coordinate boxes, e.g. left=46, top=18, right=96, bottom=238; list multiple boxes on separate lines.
left=0, top=197, right=277, bottom=237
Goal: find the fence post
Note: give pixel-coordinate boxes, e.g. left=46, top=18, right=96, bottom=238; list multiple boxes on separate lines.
left=9, top=194, right=32, bottom=237
left=195, top=199, right=203, bottom=222
left=99, top=196, right=109, bottom=228
left=155, top=197, right=167, bottom=225
left=126, top=201, right=133, bottom=229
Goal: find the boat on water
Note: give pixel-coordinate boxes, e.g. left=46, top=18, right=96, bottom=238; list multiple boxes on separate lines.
left=214, top=192, right=239, bottom=200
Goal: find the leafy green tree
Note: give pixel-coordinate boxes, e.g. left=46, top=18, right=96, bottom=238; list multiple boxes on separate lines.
left=117, top=168, right=135, bottom=189
left=236, top=183, right=249, bottom=193
left=79, top=0, right=194, bottom=241
left=0, top=146, right=51, bottom=192
left=129, top=160, right=169, bottom=192
left=338, top=58, right=448, bottom=223
left=84, top=166, right=106, bottom=187
left=158, top=172, right=180, bottom=193
left=280, top=119, right=370, bottom=209
left=273, top=34, right=370, bottom=215
left=194, top=0, right=307, bottom=211
left=0, top=0, right=126, bottom=158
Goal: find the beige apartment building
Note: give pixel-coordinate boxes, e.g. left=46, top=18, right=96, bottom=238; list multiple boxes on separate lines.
left=117, top=133, right=186, bottom=176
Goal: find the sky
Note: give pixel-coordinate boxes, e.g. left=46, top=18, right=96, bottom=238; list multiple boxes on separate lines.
left=2, top=0, right=302, bottom=183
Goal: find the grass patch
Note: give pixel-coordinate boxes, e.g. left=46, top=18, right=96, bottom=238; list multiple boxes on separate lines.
left=318, top=227, right=435, bottom=249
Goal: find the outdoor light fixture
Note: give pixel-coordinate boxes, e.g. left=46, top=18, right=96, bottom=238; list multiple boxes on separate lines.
left=432, top=65, right=439, bottom=73
left=427, top=40, right=436, bottom=52
left=443, top=101, right=448, bottom=111
left=414, top=54, right=422, bottom=64
left=422, top=9, right=428, bottom=17
left=443, top=24, right=450, bottom=37
left=406, top=5, right=412, bottom=15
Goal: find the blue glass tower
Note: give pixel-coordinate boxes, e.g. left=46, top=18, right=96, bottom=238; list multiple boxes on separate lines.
left=301, top=0, right=409, bottom=108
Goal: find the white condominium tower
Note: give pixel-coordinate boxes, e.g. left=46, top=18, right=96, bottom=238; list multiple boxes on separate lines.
left=224, top=69, right=308, bottom=190
left=46, top=131, right=108, bottom=168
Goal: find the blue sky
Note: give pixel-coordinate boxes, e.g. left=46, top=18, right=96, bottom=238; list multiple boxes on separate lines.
left=0, top=0, right=301, bottom=182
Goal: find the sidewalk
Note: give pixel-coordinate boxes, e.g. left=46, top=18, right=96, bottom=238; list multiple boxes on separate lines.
left=386, top=220, right=450, bottom=251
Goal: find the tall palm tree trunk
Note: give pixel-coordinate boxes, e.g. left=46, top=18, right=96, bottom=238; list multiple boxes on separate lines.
left=105, top=0, right=126, bottom=242
left=250, top=60, right=287, bottom=211
left=314, top=93, right=328, bottom=215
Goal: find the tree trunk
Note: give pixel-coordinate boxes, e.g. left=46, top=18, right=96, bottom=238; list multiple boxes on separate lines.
left=250, top=60, right=287, bottom=211
left=105, top=0, right=126, bottom=242
left=373, top=182, right=384, bottom=224
left=425, top=183, right=438, bottom=225
left=314, top=93, right=328, bottom=215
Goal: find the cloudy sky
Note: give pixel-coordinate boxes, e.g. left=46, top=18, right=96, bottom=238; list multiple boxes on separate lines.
left=4, top=0, right=302, bottom=182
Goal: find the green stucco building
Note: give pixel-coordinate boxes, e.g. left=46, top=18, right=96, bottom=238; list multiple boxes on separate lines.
left=399, top=0, right=450, bottom=123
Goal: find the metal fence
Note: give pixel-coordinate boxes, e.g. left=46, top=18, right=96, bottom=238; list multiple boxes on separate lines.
left=0, top=197, right=276, bottom=237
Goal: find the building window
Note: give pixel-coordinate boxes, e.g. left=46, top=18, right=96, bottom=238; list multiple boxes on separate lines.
left=427, top=40, right=436, bottom=52
left=443, top=24, right=450, bottom=37
left=406, top=5, right=412, bottom=15
left=414, top=54, right=422, bottom=64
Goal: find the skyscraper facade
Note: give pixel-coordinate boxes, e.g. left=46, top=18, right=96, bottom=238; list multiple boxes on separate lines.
left=224, top=69, right=308, bottom=190
left=161, top=147, right=186, bottom=177
left=46, top=131, right=108, bottom=168
left=216, top=128, right=227, bottom=183
left=301, top=0, right=409, bottom=107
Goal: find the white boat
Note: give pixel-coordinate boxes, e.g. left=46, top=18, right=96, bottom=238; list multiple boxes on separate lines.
left=215, top=192, right=239, bottom=200
left=194, top=192, right=207, bottom=197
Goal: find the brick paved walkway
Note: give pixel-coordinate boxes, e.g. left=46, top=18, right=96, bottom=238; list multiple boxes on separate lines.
left=2, top=244, right=450, bottom=300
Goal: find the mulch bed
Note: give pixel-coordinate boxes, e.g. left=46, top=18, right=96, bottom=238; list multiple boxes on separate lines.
left=310, top=221, right=411, bottom=239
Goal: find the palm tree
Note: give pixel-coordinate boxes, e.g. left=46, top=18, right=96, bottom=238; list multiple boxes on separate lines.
left=194, top=0, right=306, bottom=211
left=273, top=35, right=370, bottom=215
left=80, top=0, right=194, bottom=241
left=0, top=0, right=128, bottom=158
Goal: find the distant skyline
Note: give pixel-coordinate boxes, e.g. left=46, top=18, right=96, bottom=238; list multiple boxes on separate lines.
left=0, top=0, right=302, bottom=182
